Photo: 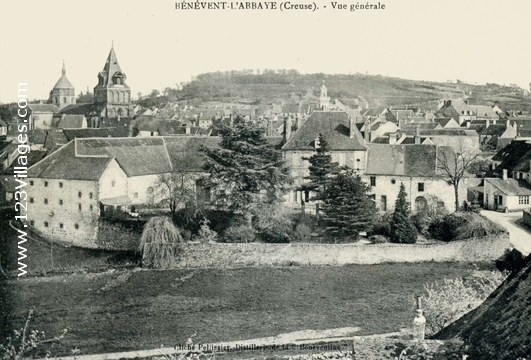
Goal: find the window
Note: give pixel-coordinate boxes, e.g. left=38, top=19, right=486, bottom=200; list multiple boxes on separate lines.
left=59, top=182, right=63, bottom=188
left=59, top=223, right=64, bottom=229
left=111, top=180, right=116, bottom=187
left=519, top=196, right=529, bottom=205
left=78, top=191, right=82, bottom=198
left=44, top=222, right=49, bottom=227
left=29, top=180, right=34, bottom=186
left=44, top=199, right=48, bottom=204
left=370, top=176, right=376, bottom=187
left=391, top=179, right=396, bottom=184
left=89, top=192, right=93, bottom=199
left=74, top=224, right=79, bottom=230
left=418, top=182, right=425, bottom=192
left=29, top=197, right=34, bottom=203
left=380, top=195, right=387, bottom=211
left=30, top=220, right=34, bottom=226
left=78, top=204, right=82, bottom=211
left=59, top=199, right=63, bottom=205
left=44, top=181, right=48, bottom=187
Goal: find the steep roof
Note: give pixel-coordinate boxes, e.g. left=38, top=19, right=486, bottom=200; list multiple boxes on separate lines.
left=75, top=137, right=172, bottom=177
left=94, top=46, right=129, bottom=89
left=282, top=111, right=367, bottom=151
left=491, top=140, right=531, bottom=176
left=435, top=257, right=531, bottom=360
left=56, top=115, right=85, bottom=129
left=365, top=144, right=446, bottom=177
left=28, top=141, right=113, bottom=181
left=52, top=62, right=74, bottom=90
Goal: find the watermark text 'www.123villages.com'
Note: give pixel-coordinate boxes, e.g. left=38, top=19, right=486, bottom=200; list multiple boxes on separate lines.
left=174, top=1, right=385, bottom=11
left=14, top=83, right=30, bottom=277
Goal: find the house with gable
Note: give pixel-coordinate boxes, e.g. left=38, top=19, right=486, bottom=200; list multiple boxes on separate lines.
left=281, top=111, right=368, bottom=204
left=364, top=144, right=467, bottom=213
left=27, top=137, right=173, bottom=247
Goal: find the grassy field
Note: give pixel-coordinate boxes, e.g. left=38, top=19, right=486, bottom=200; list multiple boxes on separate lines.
left=1, top=262, right=494, bottom=357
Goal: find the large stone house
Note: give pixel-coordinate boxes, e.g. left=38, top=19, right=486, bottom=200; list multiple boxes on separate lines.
left=27, top=137, right=173, bottom=247
left=364, top=144, right=467, bottom=213
left=281, top=111, right=368, bottom=204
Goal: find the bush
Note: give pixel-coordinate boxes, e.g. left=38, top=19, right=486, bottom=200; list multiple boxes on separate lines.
left=420, top=270, right=506, bottom=336
left=192, top=218, right=218, bottom=243
left=222, top=224, right=256, bottom=243
left=369, top=235, right=388, bottom=244
left=368, top=213, right=392, bottom=238
left=291, top=223, right=313, bottom=242
left=139, top=217, right=185, bottom=268
left=252, top=205, right=293, bottom=243
left=428, top=213, right=506, bottom=241
left=495, top=248, right=527, bottom=274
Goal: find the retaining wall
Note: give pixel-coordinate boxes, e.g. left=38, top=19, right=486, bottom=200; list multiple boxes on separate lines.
left=148, top=233, right=510, bottom=268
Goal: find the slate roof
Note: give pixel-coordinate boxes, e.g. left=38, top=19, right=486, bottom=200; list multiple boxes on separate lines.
left=28, top=141, right=113, bottom=181
left=27, top=129, right=68, bottom=146
left=435, top=257, right=531, bottom=360
left=433, top=117, right=456, bottom=127
left=28, top=104, right=59, bottom=113
left=59, top=103, right=94, bottom=115
left=282, top=111, right=367, bottom=151
left=75, top=137, right=172, bottom=177
left=480, top=124, right=506, bottom=136
left=56, top=115, right=85, bottom=129
left=484, top=178, right=531, bottom=196
left=365, top=144, right=448, bottom=177
left=63, top=127, right=130, bottom=141
left=491, top=140, right=531, bottom=176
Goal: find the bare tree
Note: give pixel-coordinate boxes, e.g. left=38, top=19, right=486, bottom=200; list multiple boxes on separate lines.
left=156, top=148, right=205, bottom=220
left=436, top=145, right=480, bottom=211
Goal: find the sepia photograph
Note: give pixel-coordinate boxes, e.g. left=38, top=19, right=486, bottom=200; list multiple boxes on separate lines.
left=0, top=0, right=530, bottom=359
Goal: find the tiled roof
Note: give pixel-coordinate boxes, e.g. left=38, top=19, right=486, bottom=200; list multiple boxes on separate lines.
left=56, top=115, right=85, bottom=129
left=28, top=141, right=113, bottom=180
left=75, top=137, right=172, bottom=177
left=59, top=103, right=94, bottom=115
left=28, top=104, right=59, bottom=113
left=63, top=127, right=130, bottom=141
left=282, top=111, right=367, bottom=151
left=365, top=144, right=445, bottom=177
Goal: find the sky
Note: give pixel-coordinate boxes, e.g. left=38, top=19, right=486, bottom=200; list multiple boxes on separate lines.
left=0, top=0, right=530, bottom=103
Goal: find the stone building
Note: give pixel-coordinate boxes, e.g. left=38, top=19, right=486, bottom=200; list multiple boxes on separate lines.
left=93, top=46, right=134, bottom=119
left=48, top=61, right=76, bottom=110
left=364, top=144, right=468, bottom=213
left=281, top=111, right=368, bottom=204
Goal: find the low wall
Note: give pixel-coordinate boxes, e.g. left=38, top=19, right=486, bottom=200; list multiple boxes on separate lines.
left=157, top=233, right=511, bottom=269
left=522, top=210, right=531, bottom=228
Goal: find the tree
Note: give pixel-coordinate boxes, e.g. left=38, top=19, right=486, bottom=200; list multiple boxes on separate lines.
left=156, top=147, right=205, bottom=224
left=76, top=90, right=93, bottom=103
left=320, top=167, right=376, bottom=241
left=389, top=183, right=417, bottom=244
left=149, top=89, right=160, bottom=98
left=201, top=120, right=291, bottom=219
left=138, top=216, right=184, bottom=268
left=436, top=146, right=480, bottom=211
left=299, top=133, right=339, bottom=201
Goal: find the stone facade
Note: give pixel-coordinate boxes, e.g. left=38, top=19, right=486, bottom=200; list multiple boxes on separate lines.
left=365, top=174, right=467, bottom=213
left=27, top=178, right=100, bottom=247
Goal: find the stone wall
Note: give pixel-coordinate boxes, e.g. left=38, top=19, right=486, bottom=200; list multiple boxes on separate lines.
left=152, top=233, right=510, bottom=269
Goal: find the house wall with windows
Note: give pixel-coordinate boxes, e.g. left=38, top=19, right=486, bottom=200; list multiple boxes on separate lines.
left=127, top=174, right=162, bottom=205
left=364, top=175, right=466, bottom=213
left=27, top=178, right=100, bottom=247
left=98, top=160, right=128, bottom=200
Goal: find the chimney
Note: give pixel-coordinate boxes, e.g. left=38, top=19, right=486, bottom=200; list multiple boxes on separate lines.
left=284, top=117, right=292, bottom=142
left=415, top=126, right=421, bottom=144
left=389, top=132, right=398, bottom=145
left=502, top=169, right=508, bottom=181
left=349, top=115, right=355, bottom=138
left=364, top=118, right=371, bottom=142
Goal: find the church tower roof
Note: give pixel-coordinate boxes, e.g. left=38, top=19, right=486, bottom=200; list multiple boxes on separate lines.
left=52, top=60, right=75, bottom=90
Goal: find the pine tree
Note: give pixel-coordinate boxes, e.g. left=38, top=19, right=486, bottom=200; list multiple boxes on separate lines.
left=201, top=120, right=291, bottom=218
left=299, top=133, right=339, bottom=201
left=320, top=167, right=376, bottom=242
left=389, top=183, right=417, bottom=244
